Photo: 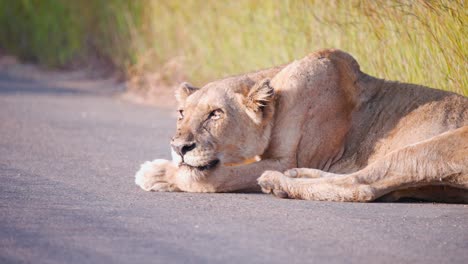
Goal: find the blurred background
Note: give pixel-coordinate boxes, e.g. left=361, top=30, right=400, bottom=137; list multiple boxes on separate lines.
left=0, top=0, right=466, bottom=99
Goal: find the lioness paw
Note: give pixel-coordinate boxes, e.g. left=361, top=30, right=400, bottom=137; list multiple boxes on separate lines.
left=257, top=170, right=290, bottom=199
left=134, top=159, right=179, bottom=192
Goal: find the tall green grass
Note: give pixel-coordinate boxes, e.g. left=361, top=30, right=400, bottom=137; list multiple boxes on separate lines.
left=0, top=0, right=144, bottom=68
left=0, top=0, right=466, bottom=95
left=0, top=0, right=83, bottom=66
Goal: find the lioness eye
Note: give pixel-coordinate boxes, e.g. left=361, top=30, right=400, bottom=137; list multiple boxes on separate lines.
left=178, top=109, right=184, bottom=120
left=208, top=109, right=223, bottom=120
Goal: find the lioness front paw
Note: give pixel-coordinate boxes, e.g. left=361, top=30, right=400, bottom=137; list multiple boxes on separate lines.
left=134, top=159, right=179, bottom=192
left=257, top=170, right=291, bottom=199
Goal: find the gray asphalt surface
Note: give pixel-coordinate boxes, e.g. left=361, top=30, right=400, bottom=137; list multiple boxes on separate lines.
left=1, top=71, right=467, bottom=264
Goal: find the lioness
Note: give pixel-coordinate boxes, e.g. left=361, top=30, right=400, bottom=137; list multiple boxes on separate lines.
left=135, top=49, right=468, bottom=203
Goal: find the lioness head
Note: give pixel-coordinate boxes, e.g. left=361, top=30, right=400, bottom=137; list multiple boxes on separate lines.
left=171, top=77, right=275, bottom=171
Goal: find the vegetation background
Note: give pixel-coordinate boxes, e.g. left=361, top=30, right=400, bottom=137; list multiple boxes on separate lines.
left=0, top=0, right=466, bottom=96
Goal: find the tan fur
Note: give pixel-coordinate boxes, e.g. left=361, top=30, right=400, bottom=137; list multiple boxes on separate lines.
left=135, top=49, right=468, bottom=203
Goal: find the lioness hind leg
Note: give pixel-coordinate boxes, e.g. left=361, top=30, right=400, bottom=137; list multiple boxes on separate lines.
left=259, top=126, right=468, bottom=202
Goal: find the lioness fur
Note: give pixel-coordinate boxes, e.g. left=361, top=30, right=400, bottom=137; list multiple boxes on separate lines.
left=135, top=49, right=468, bottom=203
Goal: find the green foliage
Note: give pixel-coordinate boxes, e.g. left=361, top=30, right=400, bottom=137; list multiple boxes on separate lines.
left=0, top=0, right=83, bottom=66
left=0, top=0, right=144, bottom=68
left=0, top=0, right=466, bottom=95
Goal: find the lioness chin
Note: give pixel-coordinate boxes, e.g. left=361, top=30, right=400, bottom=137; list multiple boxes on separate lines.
left=135, top=49, right=468, bottom=203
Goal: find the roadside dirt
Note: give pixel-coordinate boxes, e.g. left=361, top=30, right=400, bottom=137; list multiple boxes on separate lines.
left=0, top=55, right=177, bottom=108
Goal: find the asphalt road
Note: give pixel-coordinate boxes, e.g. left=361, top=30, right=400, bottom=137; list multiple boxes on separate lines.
left=1, top=71, right=467, bottom=264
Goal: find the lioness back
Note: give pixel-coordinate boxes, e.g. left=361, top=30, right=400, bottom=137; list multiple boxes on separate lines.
left=283, top=50, right=468, bottom=173
left=338, top=76, right=468, bottom=171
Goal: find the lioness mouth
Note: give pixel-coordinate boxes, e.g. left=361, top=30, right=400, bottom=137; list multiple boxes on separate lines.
left=182, top=159, right=220, bottom=171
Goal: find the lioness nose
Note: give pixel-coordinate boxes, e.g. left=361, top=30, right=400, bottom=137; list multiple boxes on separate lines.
left=171, top=141, right=196, bottom=157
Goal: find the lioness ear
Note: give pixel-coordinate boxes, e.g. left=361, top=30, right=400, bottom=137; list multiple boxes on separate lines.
left=175, top=82, right=200, bottom=103
left=245, top=78, right=274, bottom=111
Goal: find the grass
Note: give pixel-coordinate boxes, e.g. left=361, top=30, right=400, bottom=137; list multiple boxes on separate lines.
left=0, top=0, right=83, bottom=66
left=0, top=0, right=466, bottom=95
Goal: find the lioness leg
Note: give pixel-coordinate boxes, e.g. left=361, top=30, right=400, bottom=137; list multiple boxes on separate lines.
left=135, top=156, right=293, bottom=193
left=176, top=158, right=291, bottom=193
left=258, top=126, right=468, bottom=202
